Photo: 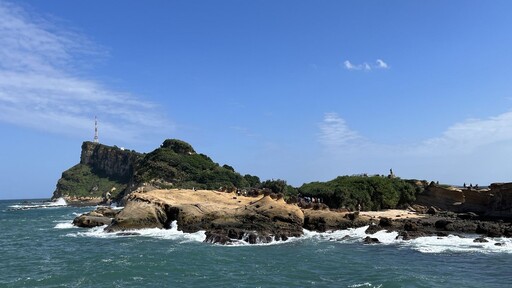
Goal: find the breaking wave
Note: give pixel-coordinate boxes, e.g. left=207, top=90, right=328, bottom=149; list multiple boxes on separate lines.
left=65, top=221, right=206, bottom=243
left=9, top=197, right=67, bottom=210
left=303, top=226, right=512, bottom=254
left=54, top=221, right=76, bottom=229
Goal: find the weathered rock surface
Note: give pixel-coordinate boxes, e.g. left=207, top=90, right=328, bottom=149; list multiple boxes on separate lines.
left=105, top=189, right=304, bottom=244
left=72, top=189, right=512, bottom=244
left=361, top=214, right=512, bottom=240
left=303, top=210, right=371, bottom=232
left=73, top=216, right=112, bottom=228
left=73, top=206, right=119, bottom=228
left=415, top=183, right=512, bottom=220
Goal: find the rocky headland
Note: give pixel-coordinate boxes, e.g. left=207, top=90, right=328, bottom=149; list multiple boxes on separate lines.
left=59, top=139, right=512, bottom=244
left=72, top=188, right=512, bottom=244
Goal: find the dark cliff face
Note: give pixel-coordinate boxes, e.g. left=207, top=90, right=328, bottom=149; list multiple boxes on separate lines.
left=80, top=142, right=141, bottom=182
left=52, top=142, right=142, bottom=200
left=486, top=183, right=512, bottom=219
left=52, top=139, right=249, bottom=201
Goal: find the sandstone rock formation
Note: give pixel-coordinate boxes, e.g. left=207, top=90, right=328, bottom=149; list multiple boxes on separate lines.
left=105, top=189, right=304, bottom=244
left=73, top=206, right=119, bottom=228
left=414, top=183, right=512, bottom=220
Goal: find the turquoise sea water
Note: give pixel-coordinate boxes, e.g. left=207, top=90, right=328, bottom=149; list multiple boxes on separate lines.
left=1, top=199, right=511, bottom=288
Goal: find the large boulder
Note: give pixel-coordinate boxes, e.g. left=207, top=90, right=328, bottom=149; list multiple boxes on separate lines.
left=73, top=215, right=112, bottom=228
left=72, top=206, right=119, bottom=228
left=105, top=200, right=169, bottom=232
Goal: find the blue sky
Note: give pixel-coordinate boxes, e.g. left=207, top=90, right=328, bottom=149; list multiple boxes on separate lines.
left=2, top=0, right=512, bottom=199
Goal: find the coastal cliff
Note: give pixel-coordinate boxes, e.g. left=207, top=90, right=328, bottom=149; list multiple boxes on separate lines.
left=80, top=141, right=140, bottom=183
left=52, top=142, right=142, bottom=204
left=52, top=139, right=255, bottom=204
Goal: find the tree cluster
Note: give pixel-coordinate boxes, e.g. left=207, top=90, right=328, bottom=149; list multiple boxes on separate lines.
left=298, top=175, right=417, bottom=210
left=135, top=139, right=259, bottom=190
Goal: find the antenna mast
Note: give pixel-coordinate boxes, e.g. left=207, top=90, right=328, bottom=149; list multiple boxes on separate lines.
left=93, top=116, right=99, bottom=143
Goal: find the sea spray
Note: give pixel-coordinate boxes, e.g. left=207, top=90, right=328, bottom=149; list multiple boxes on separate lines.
left=54, top=221, right=76, bottom=229
left=66, top=221, right=206, bottom=243
left=50, top=198, right=67, bottom=206
left=403, top=235, right=512, bottom=254
left=9, top=197, right=67, bottom=210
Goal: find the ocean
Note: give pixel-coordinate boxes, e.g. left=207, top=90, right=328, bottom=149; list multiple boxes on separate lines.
left=1, top=199, right=511, bottom=288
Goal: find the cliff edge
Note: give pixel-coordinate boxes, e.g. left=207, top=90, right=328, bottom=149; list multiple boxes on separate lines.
left=52, top=142, right=141, bottom=204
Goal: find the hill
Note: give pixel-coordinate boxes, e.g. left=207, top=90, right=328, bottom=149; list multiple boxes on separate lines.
left=52, top=139, right=259, bottom=203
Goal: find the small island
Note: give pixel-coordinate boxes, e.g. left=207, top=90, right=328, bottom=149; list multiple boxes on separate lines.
left=56, top=139, right=512, bottom=244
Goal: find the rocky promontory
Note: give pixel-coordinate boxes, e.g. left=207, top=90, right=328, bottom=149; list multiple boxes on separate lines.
left=71, top=189, right=512, bottom=245
left=52, top=141, right=141, bottom=204
left=57, top=138, right=512, bottom=244
left=104, top=189, right=304, bottom=244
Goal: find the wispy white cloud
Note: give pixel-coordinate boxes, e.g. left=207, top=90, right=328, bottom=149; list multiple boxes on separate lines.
left=319, top=112, right=362, bottom=148
left=319, top=110, right=512, bottom=156
left=375, top=59, right=389, bottom=69
left=415, top=111, right=512, bottom=155
left=344, top=60, right=370, bottom=71
left=343, top=60, right=356, bottom=70
left=344, top=59, right=389, bottom=71
left=0, top=1, right=172, bottom=143
left=316, top=110, right=512, bottom=184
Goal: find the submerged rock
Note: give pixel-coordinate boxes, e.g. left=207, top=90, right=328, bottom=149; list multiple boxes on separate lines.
left=473, top=237, right=489, bottom=243
left=363, top=236, right=380, bottom=244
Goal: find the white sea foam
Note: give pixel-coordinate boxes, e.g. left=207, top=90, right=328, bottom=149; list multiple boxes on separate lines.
left=403, top=235, right=512, bottom=254
left=221, top=233, right=304, bottom=247
left=54, top=222, right=76, bottom=229
left=302, top=226, right=381, bottom=243
left=60, top=216, right=512, bottom=253
left=66, top=221, right=206, bottom=243
left=348, top=283, right=382, bottom=288
left=109, top=202, right=124, bottom=210
left=302, top=226, right=512, bottom=254
left=9, top=197, right=68, bottom=210
left=50, top=197, right=67, bottom=206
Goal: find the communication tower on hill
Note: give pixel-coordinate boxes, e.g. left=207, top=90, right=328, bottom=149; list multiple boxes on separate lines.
left=93, top=116, right=99, bottom=143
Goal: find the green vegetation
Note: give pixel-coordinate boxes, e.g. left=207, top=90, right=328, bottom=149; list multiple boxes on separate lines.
left=243, top=174, right=261, bottom=187
left=55, top=164, right=127, bottom=198
left=259, top=179, right=299, bottom=202
left=161, top=139, right=195, bottom=154
left=299, top=175, right=417, bottom=210
left=134, top=139, right=255, bottom=190
left=56, top=139, right=425, bottom=209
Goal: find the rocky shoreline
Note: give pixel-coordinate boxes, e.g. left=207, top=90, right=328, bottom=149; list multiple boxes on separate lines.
left=72, top=189, right=512, bottom=245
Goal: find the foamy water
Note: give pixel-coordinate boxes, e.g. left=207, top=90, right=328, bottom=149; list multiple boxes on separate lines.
left=9, top=197, right=67, bottom=210
left=59, top=218, right=512, bottom=253
left=54, top=221, right=76, bottom=229
left=348, top=283, right=383, bottom=288
left=304, top=226, right=512, bottom=254
left=404, top=235, right=512, bottom=254
left=65, top=221, right=206, bottom=243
